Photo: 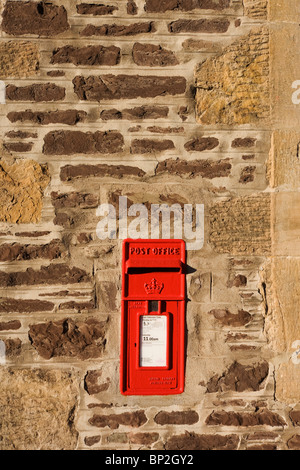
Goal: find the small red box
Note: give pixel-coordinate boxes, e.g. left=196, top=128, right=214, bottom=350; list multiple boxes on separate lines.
left=120, top=239, right=186, bottom=395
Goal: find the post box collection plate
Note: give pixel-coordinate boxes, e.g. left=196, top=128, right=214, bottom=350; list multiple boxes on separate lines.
left=120, top=239, right=186, bottom=395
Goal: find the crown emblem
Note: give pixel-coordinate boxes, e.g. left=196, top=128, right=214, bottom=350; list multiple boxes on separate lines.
left=144, top=278, right=164, bottom=295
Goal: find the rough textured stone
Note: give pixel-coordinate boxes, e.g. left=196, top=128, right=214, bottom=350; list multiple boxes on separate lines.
left=0, top=240, right=62, bottom=261
left=209, top=194, right=271, bottom=255
left=76, top=3, right=118, bottom=15
left=81, top=22, right=154, bottom=37
left=73, top=75, right=186, bottom=101
left=129, top=432, right=159, bottom=445
left=89, top=411, right=147, bottom=429
left=165, top=432, right=239, bottom=450
left=100, top=106, right=169, bottom=121
left=51, top=45, right=120, bottom=66
left=287, top=435, right=300, bottom=450
left=168, top=19, right=230, bottom=33
left=5, top=130, right=37, bottom=139
left=131, top=139, right=175, bottom=154
left=84, top=370, right=110, bottom=395
left=154, top=410, right=199, bottom=425
left=206, top=361, right=269, bottom=393
left=0, top=157, right=50, bottom=224
left=84, top=435, right=101, bottom=447
left=3, top=338, right=22, bottom=357
left=0, top=368, right=78, bottom=450
left=145, top=0, right=230, bottom=11
left=209, top=309, right=251, bottom=327
left=0, top=41, right=39, bottom=79
left=232, top=137, right=256, bottom=148
left=51, top=192, right=99, bottom=209
left=243, top=0, right=268, bottom=19
left=43, top=130, right=124, bottom=155
left=195, top=28, right=270, bottom=125
left=2, top=1, right=70, bottom=37
left=127, top=1, right=138, bottom=15
left=0, top=320, right=21, bottom=331
left=7, top=109, right=87, bottom=125
left=290, top=410, right=300, bottom=426
left=206, top=409, right=286, bottom=427
left=184, top=137, right=219, bottom=152
left=182, top=39, right=222, bottom=52
left=29, top=318, right=107, bottom=359
left=132, top=43, right=178, bottom=67
left=0, top=264, right=90, bottom=287
left=239, top=166, right=256, bottom=184
left=155, top=158, right=231, bottom=179
left=60, top=163, right=146, bottom=181
left=0, top=298, right=54, bottom=313
left=3, top=142, right=33, bottom=153
left=6, top=83, right=65, bottom=102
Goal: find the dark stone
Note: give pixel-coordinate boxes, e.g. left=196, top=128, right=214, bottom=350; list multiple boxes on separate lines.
left=232, top=137, right=257, bottom=148
left=81, top=22, right=154, bottom=37
left=0, top=264, right=90, bottom=287
left=154, top=410, right=199, bottom=425
left=168, top=19, right=230, bottom=33
left=131, top=139, right=175, bottom=154
left=73, top=75, right=186, bottom=101
left=76, top=3, right=118, bottom=15
left=60, top=163, right=146, bottom=181
left=6, top=83, right=65, bottom=102
left=184, top=137, right=219, bottom=152
left=51, top=45, right=120, bottom=66
left=0, top=240, right=62, bottom=261
left=206, top=361, right=269, bottom=393
left=145, top=0, right=230, bottom=12
left=100, top=106, right=169, bottom=121
left=2, top=1, right=69, bottom=36
left=0, top=298, right=55, bottom=313
left=89, top=411, right=147, bottom=429
left=28, top=317, right=107, bottom=359
left=43, top=130, right=124, bottom=155
left=7, top=109, right=87, bottom=125
left=155, top=158, right=231, bottom=179
left=165, top=432, right=239, bottom=450
left=51, top=192, right=99, bottom=209
left=206, top=409, right=286, bottom=427
left=209, top=309, right=252, bottom=327
left=132, top=43, right=178, bottom=67
left=84, top=370, right=110, bottom=395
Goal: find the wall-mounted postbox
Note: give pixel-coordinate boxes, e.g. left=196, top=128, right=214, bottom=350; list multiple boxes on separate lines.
left=120, top=239, right=186, bottom=395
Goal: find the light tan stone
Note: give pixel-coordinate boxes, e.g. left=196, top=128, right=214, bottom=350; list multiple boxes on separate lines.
left=275, top=362, right=300, bottom=404
left=270, top=24, right=300, bottom=130
left=195, top=27, right=270, bottom=125
left=268, top=130, right=300, bottom=189
left=263, top=258, right=300, bottom=354
left=0, top=156, right=50, bottom=223
left=269, top=0, right=300, bottom=22
left=243, top=0, right=268, bottom=19
left=0, top=41, right=39, bottom=79
left=272, top=192, right=300, bottom=257
left=209, top=193, right=271, bottom=255
left=0, top=368, right=79, bottom=450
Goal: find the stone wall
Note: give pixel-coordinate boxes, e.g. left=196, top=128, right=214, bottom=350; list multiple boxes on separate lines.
left=0, top=0, right=299, bottom=450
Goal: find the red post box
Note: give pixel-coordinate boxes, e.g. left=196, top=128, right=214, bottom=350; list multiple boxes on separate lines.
left=120, top=239, right=186, bottom=395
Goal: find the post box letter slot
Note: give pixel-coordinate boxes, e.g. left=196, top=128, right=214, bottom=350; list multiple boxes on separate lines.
left=120, top=239, right=186, bottom=395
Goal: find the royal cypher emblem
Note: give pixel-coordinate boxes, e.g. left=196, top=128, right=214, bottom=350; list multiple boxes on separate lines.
left=144, top=278, right=164, bottom=295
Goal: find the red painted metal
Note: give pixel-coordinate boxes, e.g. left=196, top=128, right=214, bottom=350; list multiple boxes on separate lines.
left=120, top=239, right=186, bottom=395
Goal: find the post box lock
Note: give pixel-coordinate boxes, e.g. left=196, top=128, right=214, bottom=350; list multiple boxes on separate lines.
left=120, top=239, right=186, bottom=395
